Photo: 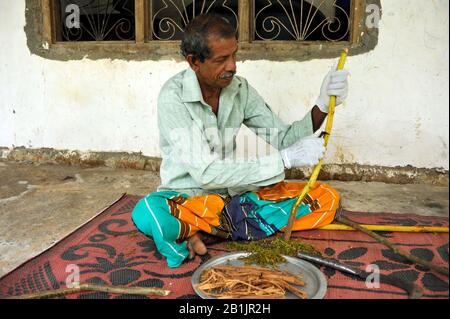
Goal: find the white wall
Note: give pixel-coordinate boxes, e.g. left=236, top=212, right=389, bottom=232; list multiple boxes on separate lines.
left=0, top=0, right=448, bottom=169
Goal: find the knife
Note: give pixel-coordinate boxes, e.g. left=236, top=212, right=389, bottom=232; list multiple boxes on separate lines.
left=296, top=252, right=423, bottom=299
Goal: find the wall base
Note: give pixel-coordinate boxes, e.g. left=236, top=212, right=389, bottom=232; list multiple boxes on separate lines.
left=1, top=147, right=448, bottom=186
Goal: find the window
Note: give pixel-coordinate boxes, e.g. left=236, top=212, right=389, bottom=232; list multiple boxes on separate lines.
left=57, top=0, right=136, bottom=41
left=253, top=0, right=351, bottom=41
left=150, top=0, right=239, bottom=40
left=40, top=0, right=368, bottom=60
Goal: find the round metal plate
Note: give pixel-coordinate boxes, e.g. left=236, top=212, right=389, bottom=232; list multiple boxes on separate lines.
left=192, top=252, right=327, bottom=299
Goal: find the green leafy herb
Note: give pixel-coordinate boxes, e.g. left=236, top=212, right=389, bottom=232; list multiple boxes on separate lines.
left=226, top=235, right=321, bottom=267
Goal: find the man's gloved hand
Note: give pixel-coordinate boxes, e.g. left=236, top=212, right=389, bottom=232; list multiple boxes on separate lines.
left=315, top=67, right=349, bottom=113
left=280, top=137, right=326, bottom=169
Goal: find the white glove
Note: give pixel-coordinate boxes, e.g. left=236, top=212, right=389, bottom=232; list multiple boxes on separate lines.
left=315, top=67, right=349, bottom=113
left=280, top=137, right=326, bottom=169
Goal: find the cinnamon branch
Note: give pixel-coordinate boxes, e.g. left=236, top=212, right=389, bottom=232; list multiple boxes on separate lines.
left=7, top=283, right=171, bottom=299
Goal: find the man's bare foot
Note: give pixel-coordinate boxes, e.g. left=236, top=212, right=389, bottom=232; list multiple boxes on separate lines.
left=187, top=233, right=207, bottom=259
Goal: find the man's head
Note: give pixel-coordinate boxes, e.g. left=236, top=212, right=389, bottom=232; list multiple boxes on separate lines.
left=181, top=14, right=238, bottom=90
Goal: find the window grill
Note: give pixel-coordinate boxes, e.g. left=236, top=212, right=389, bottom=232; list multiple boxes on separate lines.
left=57, top=0, right=135, bottom=41
left=151, top=0, right=239, bottom=40
left=254, top=0, right=351, bottom=41
left=42, top=0, right=367, bottom=60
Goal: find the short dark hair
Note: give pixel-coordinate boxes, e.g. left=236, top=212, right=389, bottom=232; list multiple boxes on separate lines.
left=180, top=14, right=237, bottom=63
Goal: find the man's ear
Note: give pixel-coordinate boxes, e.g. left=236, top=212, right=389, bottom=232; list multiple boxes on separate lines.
left=186, top=54, right=200, bottom=72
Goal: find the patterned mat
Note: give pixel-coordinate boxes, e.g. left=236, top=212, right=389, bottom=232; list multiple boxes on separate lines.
left=0, top=194, right=448, bottom=299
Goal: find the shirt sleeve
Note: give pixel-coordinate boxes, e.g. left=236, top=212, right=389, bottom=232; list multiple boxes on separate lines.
left=243, top=81, right=314, bottom=150
left=158, top=100, right=285, bottom=190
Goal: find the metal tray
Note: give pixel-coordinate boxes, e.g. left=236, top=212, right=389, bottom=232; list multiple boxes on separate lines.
left=192, top=252, right=327, bottom=299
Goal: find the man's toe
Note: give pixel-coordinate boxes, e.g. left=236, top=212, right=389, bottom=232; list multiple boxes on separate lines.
left=193, top=238, right=207, bottom=255
left=187, top=241, right=195, bottom=259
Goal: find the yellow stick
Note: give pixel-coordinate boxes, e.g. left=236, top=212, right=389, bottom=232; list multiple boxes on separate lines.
left=319, top=224, right=449, bottom=233
left=284, top=49, right=349, bottom=241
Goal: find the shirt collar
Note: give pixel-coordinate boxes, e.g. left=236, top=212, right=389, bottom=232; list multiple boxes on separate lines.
left=181, top=67, right=242, bottom=103
left=181, top=67, right=203, bottom=103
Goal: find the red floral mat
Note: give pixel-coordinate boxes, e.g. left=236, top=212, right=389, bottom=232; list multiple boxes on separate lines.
left=0, top=194, right=448, bottom=299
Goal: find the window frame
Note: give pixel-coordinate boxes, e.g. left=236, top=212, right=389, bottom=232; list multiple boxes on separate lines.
left=42, top=0, right=366, bottom=60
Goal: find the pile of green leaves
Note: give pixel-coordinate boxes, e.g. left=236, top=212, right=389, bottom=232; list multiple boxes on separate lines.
left=226, top=235, right=321, bottom=267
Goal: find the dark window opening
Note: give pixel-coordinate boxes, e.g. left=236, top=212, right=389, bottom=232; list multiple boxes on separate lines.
left=57, top=0, right=135, bottom=41
left=151, top=0, right=238, bottom=40
left=254, top=0, right=351, bottom=41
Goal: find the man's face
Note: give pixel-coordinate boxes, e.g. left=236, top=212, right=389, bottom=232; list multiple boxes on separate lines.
left=190, top=36, right=238, bottom=90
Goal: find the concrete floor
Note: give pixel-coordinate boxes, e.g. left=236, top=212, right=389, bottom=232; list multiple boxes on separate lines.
left=0, top=160, right=448, bottom=278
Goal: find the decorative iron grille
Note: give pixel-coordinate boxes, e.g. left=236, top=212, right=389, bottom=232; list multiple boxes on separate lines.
left=58, top=0, right=135, bottom=41
left=151, top=0, right=239, bottom=40
left=254, top=0, right=351, bottom=41
left=52, top=0, right=355, bottom=44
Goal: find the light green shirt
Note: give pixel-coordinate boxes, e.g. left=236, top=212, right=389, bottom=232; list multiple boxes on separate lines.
left=157, top=67, right=314, bottom=196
